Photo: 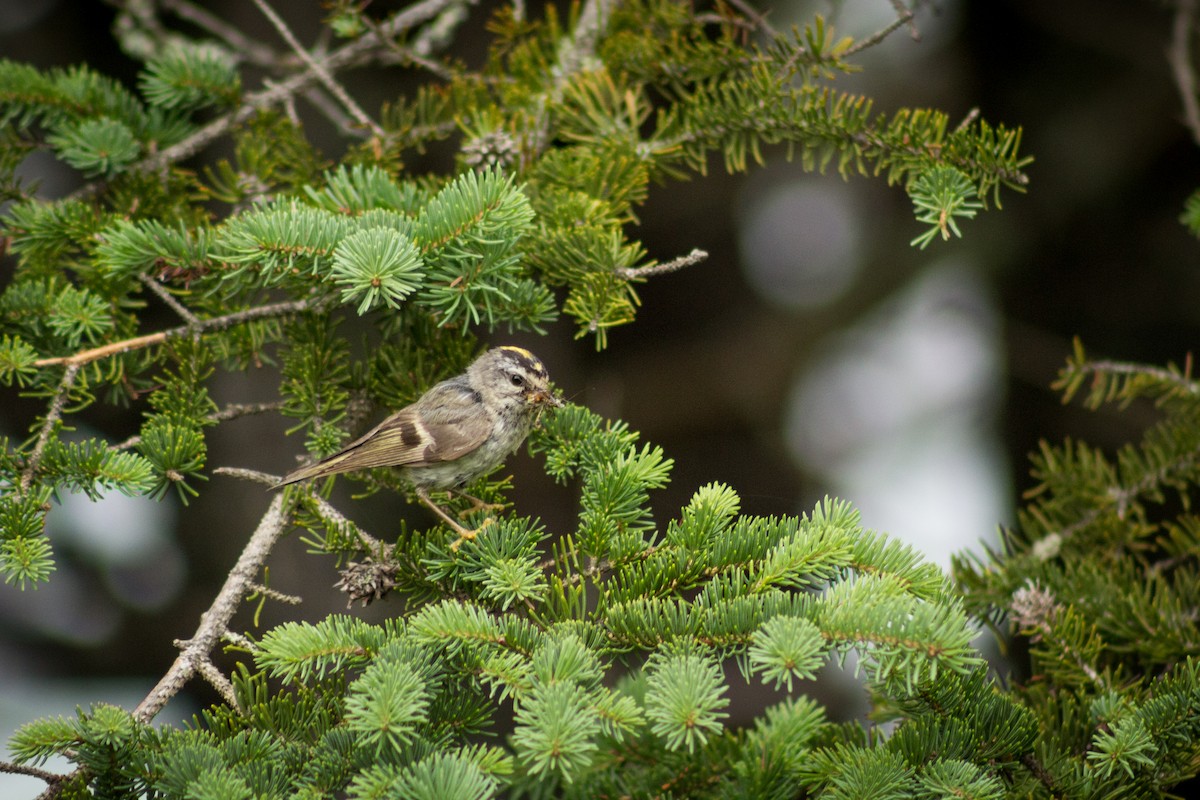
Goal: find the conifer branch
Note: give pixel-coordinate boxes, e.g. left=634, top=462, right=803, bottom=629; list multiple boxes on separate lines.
left=133, top=492, right=290, bottom=723
left=120, top=67, right=301, bottom=176
left=1168, top=0, right=1200, bottom=147
left=1113, top=450, right=1200, bottom=519
left=33, top=297, right=318, bottom=368
left=0, top=5, right=1109, bottom=796
left=19, top=363, right=79, bottom=492
left=532, top=0, right=618, bottom=153
left=1031, top=615, right=1107, bottom=689
left=27, top=486, right=289, bottom=794
left=1033, top=443, right=1200, bottom=547
left=250, top=0, right=384, bottom=137
left=558, top=0, right=617, bottom=87
left=130, top=0, right=462, bottom=174
left=1075, top=358, right=1200, bottom=396
left=110, top=402, right=283, bottom=452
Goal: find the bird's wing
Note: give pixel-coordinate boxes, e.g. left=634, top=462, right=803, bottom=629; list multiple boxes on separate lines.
left=412, top=381, right=494, bottom=462
left=276, top=381, right=489, bottom=485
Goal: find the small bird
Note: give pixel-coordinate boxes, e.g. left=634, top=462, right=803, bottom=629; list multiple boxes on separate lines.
left=275, top=346, right=563, bottom=544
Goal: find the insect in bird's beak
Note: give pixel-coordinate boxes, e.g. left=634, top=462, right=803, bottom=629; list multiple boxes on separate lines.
left=529, top=390, right=564, bottom=408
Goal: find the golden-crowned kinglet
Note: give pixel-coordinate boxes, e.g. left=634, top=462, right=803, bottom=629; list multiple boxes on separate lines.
left=276, top=346, right=563, bottom=542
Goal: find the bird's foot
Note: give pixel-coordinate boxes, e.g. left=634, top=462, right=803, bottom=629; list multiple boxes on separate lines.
left=449, top=518, right=494, bottom=552
left=454, top=491, right=506, bottom=518
left=416, top=488, right=496, bottom=551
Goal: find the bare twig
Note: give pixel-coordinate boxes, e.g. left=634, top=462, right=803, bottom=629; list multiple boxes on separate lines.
left=248, top=582, right=303, bottom=604
left=0, top=760, right=66, bottom=784
left=161, top=0, right=280, bottom=66
left=138, top=273, right=200, bottom=327
left=414, top=5, right=469, bottom=59
left=694, top=12, right=760, bottom=32
left=34, top=297, right=317, bottom=368
left=300, top=86, right=358, bottom=135
left=363, top=9, right=458, bottom=81
left=374, top=47, right=456, bottom=81
left=37, top=331, right=172, bottom=368
left=842, top=3, right=918, bottom=58
left=725, top=0, right=779, bottom=38
left=19, top=364, right=80, bottom=492
left=377, top=0, right=465, bottom=44
left=133, top=492, right=290, bottom=723
left=222, top=630, right=259, bottom=652
left=616, top=248, right=708, bottom=280
left=195, top=658, right=241, bottom=710
left=1168, top=0, right=1200, bottom=146
left=953, top=107, right=981, bottom=135
left=212, top=401, right=286, bottom=422
left=221, top=469, right=389, bottom=562
left=251, top=0, right=384, bottom=137
left=213, top=466, right=280, bottom=487
left=890, top=0, right=920, bottom=40
left=310, top=493, right=386, bottom=553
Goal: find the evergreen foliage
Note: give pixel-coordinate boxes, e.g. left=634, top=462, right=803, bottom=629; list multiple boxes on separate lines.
left=2, top=1, right=1191, bottom=799
left=953, top=341, right=1200, bottom=797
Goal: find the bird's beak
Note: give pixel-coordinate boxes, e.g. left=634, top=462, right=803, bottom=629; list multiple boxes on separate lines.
left=528, top=389, right=564, bottom=408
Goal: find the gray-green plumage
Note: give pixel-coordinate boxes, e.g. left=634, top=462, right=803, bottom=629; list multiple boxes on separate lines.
left=275, top=346, right=561, bottom=491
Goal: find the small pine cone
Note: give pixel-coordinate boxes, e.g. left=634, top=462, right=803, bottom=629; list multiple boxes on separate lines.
left=333, top=558, right=398, bottom=607
left=462, top=130, right=519, bottom=170
left=1010, top=581, right=1058, bottom=638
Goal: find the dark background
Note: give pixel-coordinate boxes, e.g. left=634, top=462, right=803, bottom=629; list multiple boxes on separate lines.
left=2, top=0, right=1198, bottom=785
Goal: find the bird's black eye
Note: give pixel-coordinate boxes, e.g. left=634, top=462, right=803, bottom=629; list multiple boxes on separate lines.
left=510, top=373, right=525, bottom=387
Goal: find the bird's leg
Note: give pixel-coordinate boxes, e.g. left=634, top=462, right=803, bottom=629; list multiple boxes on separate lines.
left=416, top=488, right=491, bottom=551
left=451, top=488, right=507, bottom=518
